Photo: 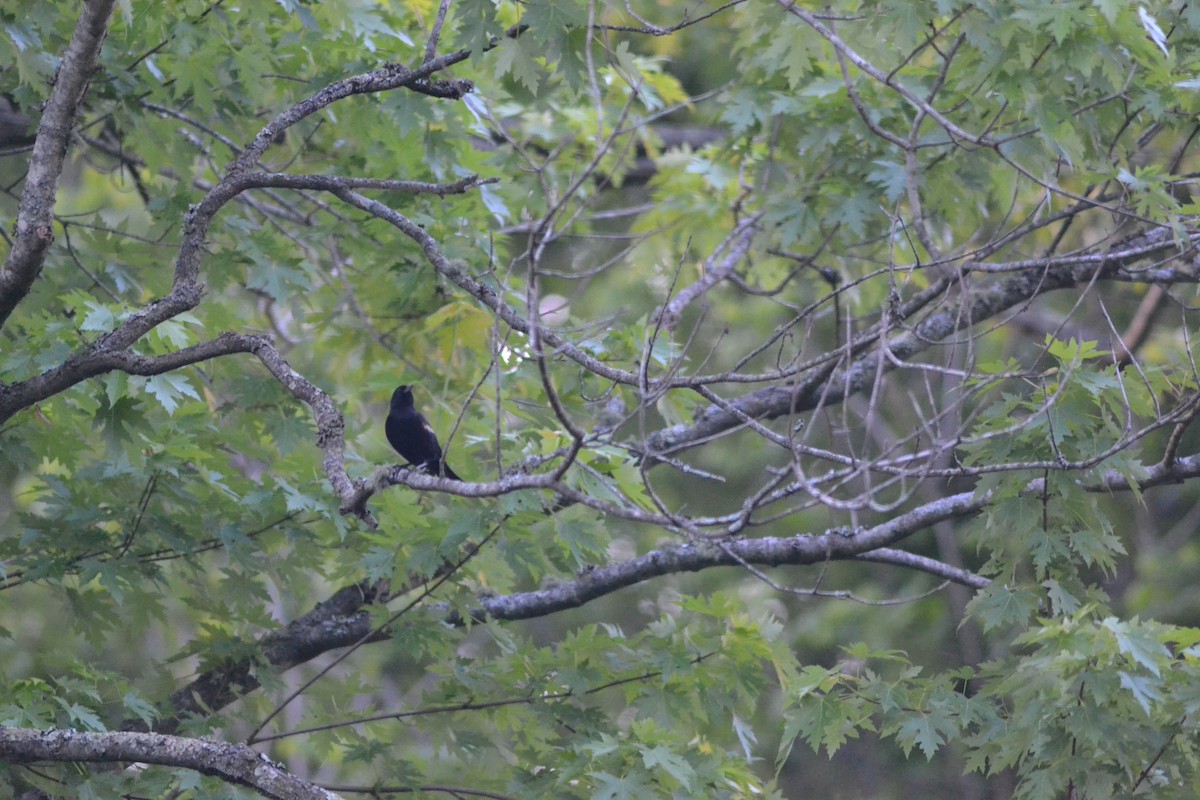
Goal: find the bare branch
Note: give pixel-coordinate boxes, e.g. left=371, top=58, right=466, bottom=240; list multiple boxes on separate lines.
left=130, top=449, right=1200, bottom=749
left=0, top=0, right=116, bottom=328
left=856, top=548, right=989, bottom=589
left=644, top=227, right=1200, bottom=459
left=655, top=214, right=762, bottom=330
left=240, top=172, right=498, bottom=196
left=0, top=728, right=341, bottom=800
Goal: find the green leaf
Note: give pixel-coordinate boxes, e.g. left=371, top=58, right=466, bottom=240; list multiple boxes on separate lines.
left=134, top=373, right=200, bottom=416
left=589, top=771, right=652, bottom=800
left=895, top=713, right=945, bottom=760
left=1041, top=578, right=1080, bottom=617
left=1118, top=671, right=1162, bottom=715
left=1103, top=617, right=1170, bottom=676
left=522, top=0, right=587, bottom=48
left=494, top=38, right=543, bottom=93
left=638, top=745, right=694, bottom=789
left=785, top=692, right=864, bottom=757
left=93, top=394, right=148, bottom=446
left=966, top=584, right=1040, bottom=632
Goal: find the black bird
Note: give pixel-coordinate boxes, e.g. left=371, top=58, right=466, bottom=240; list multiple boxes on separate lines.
left=385, top=385, right=461, bottom=481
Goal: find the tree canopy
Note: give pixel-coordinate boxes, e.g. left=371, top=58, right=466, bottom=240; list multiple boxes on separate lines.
left=4, top=1, right=1200, bottom=798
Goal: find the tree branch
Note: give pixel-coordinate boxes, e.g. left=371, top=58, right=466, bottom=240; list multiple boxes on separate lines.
left=0, top=332, right=259, bottom=423
left=655, top=214, right=762, bottom=330
left=0, top=0, right=116, bottom=328
left=856, top=548, right=989, bottom=588
left=0, top=728, right=341, bottom=800
left=137, top=451, right=1200, bottom=742
left=644, top=227, right=1200, bottom=458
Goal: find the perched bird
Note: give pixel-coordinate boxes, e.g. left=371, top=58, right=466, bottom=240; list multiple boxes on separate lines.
left=385, top=385, right=461, bottom=481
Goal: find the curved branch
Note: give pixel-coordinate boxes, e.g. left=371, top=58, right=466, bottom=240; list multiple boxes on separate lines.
left=856, top=548, right=989, bottom=588
left=137, top=451, right=1200, bottom=742
left=0, top=332, right=259, bottom=423
left=0, top=332, right=363, bottom=524
left=477, top=490, right=989, bottom=621
left=147, top=581, right=385, bottom=735
left=655, top=214, right=762, bottom=330
left=645, top=227, right=1200, bottom=458
left=141, top=496, right=986, bottom=735
left=0, top=0, right=116, bottom=328
left=779, top=1, right=991, bottom=147
left=0, top=728, right=340, bottom=800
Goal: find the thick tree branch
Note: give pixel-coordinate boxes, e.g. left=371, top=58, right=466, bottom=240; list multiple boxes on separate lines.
left=0, top=331, right=366, bottom=523
left=139, top=451, right=1200, bottom=742
left=0, top=0, right=116, bottom=328
left=146, top=581, right=386, bottom=736
left=0, top=52, right=503, bottom=515
left=645, top=227, right=1200, bottom=458
left=477, top=490, right=990, bottom=620
left=146, top=496, right=987, bottom=735
left=0, top=332, right=259, bottom=424
left=229, top=54, right=477, bottom=178
left=0, top=728, right=341, bottom=800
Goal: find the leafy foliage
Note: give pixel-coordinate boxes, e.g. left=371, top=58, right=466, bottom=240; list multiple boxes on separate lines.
left=4, top=0, right=1200, bottom=798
